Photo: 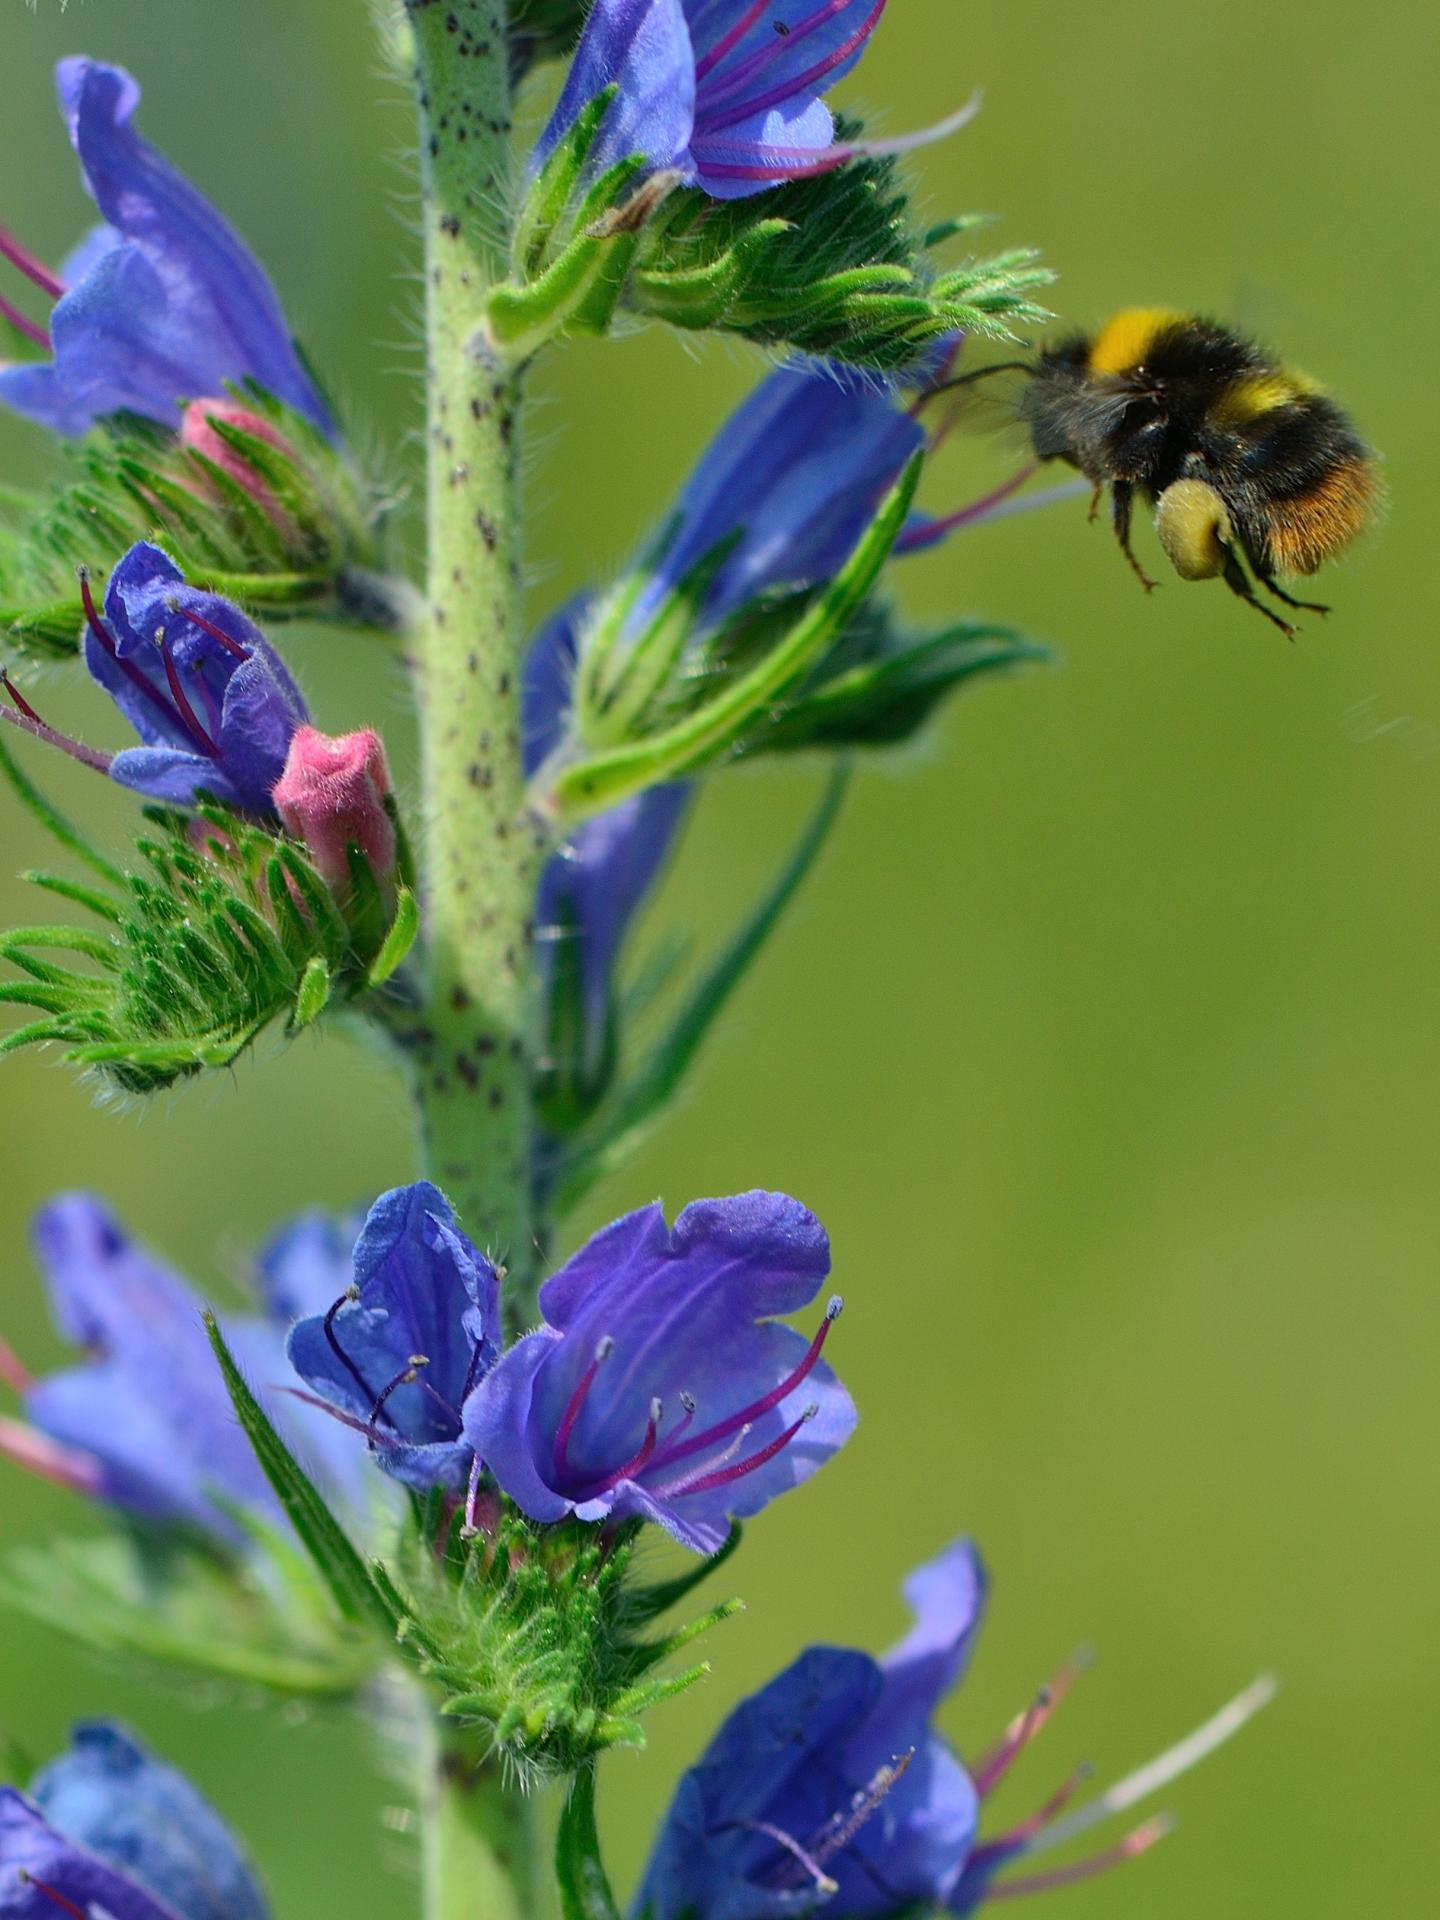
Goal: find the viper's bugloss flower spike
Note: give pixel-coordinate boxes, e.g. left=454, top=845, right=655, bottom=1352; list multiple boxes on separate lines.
left=286, top=1183, right=501, bottom=1494
left=0, top=59, right=335, bottom=439
left=635, top=1538, right=1276, bottom=1919
left=273, top=725, right=398, bottom=899
left=82, top=541, right=309, bottom=813
left=0, top=1722, right=269, bottom=1920
left=464, top=1190, right=855, bottom=1553
left=534, top=0, right=971, bottom=202
left=0, top=1194, right=362, bottom=1548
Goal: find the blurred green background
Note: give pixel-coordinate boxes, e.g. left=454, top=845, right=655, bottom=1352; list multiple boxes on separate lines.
left=1, top=0, right=1435, bottom=1913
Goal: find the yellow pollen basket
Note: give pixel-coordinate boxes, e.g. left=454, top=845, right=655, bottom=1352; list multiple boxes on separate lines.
left=1155, top=479, right=1233, bottom=581
left=1088, top=307, right=1188, bottom=376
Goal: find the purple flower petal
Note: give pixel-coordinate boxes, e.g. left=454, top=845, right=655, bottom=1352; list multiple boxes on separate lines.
left=464, top=1191, right=854, bottom=1553
left=0, top=60, right=335, bottom=438
left=27, top=1723, right=268, bottom=1920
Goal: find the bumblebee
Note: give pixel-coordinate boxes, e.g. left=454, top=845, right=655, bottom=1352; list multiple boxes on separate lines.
left=1020, top=308, right=1376, bottom=635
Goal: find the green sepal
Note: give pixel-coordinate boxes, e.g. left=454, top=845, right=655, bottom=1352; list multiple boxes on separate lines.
left=623, top=1522, right=744, bottom=1625
left=203, top=1313, right=398, bottom=1636
left=368, top=884, right=420, bottom=989
left=556, top=1764, right=622, bottom=1920
left=745, top=602, right=1051, bottom=755
left=293, top=955, right=332, bottom=1028
left=548, top=771, right=846, bottom=1211
left=540, top=455, right=921, bottom=826
left=623, top=127, right=1052, bottom=370
left=381, top=1505, right=740, bottom=1778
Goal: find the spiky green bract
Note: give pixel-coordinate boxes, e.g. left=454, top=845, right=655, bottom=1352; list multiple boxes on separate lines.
left=0, top=1524, right=377, bottom=1699
left=729, top=599, right=1051, bottom=755
left=628, top=134, right=1050, bottom=370
left=0, top=756, right=419, bottom=1091
left=0, top=390, right=393, bottom=660
left=496, top=115, right=1050, bottom=370
left=376, top=1500, right=742, bottom=1783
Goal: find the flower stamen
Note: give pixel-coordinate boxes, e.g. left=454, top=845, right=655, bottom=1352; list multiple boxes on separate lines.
left=664, top=1401, right=818, bottom=1499
left=321, top=1286, right=392, bottom=1426
left=699, top=0, right=887, bottom=124
left=18, top=1872, right=89, bottom=1920
left=985, top=1813, right=1173, bottom=1900
left=79, top=566, right=184, bottom=737
left=176, top=600, right=253, bottom=661
left=0, top=288, right=51, bottom=351
left=553, top=1333, right=614, bottom=1479
left=0, top=669, right=113, bottom=775
left=153, top=625, right=221, bottom=757
left=0, top=222, right=65, bottom=300
left=368, top=1354, right=429, bottom=1442
left=647, top=1295, right=841, bottom=1476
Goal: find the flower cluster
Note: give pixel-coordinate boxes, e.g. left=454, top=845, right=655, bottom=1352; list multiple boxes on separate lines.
left=5, top=1182, right=853, bottom=1557
left=637, top=1541, right=1275, bottom=1919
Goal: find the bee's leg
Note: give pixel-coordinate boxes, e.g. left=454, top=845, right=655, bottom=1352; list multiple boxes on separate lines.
left=1110, top=482, right=1159, bottom=592
left=1087, top=480, right=1104, bottom=523
left=1220, top=545, right=1296, bottom=639
left=1252, top=563, right=1330, bottom=617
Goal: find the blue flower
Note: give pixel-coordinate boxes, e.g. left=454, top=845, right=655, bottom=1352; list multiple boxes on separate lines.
left=0, top=58, right=334, bottom=438
left=636, top=1540, right=984, bottom=1920
left=82, top=541, right=309, bottom=813
left=525, top=604, right=689, bottom=1085
left=286, top=1182, right=502, bottom=1495
left=1, top=1722, right=267, bottom=1920
left=534, top=0, right=972, bottom=201
left=0, top=1193, right=363, bottom=1548
left=464, top=1190, right=855, bottom=1554
left=635, top=1539, right=1278, bottom=1919
left=633, top=361, right=926, bottom=629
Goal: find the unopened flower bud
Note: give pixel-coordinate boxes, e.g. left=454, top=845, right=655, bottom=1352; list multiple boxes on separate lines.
left=181, top=397, right=300, bottom=539
left=273, top=725, right=397, bottom=897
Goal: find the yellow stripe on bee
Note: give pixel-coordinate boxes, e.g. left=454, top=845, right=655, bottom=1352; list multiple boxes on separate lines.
left=1087, top=307, right=1187, bottom=376
left=1212, top=369, right=1323, bottom=425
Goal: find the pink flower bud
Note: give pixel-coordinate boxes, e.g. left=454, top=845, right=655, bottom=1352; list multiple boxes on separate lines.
left=273, top=725, right=397, bottom=897
left=181, top=397, right=298, bottom=536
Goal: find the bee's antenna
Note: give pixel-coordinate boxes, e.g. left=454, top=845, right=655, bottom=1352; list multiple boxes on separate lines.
left=922, top=359, right=1036, bottom=401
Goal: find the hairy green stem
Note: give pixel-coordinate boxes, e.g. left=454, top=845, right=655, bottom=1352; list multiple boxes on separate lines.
left=407, top=0, right=543, bottom=1291
left=406, top=5, right=540, bottom=1913
left=419, top=1710, right=534, bottom=1920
